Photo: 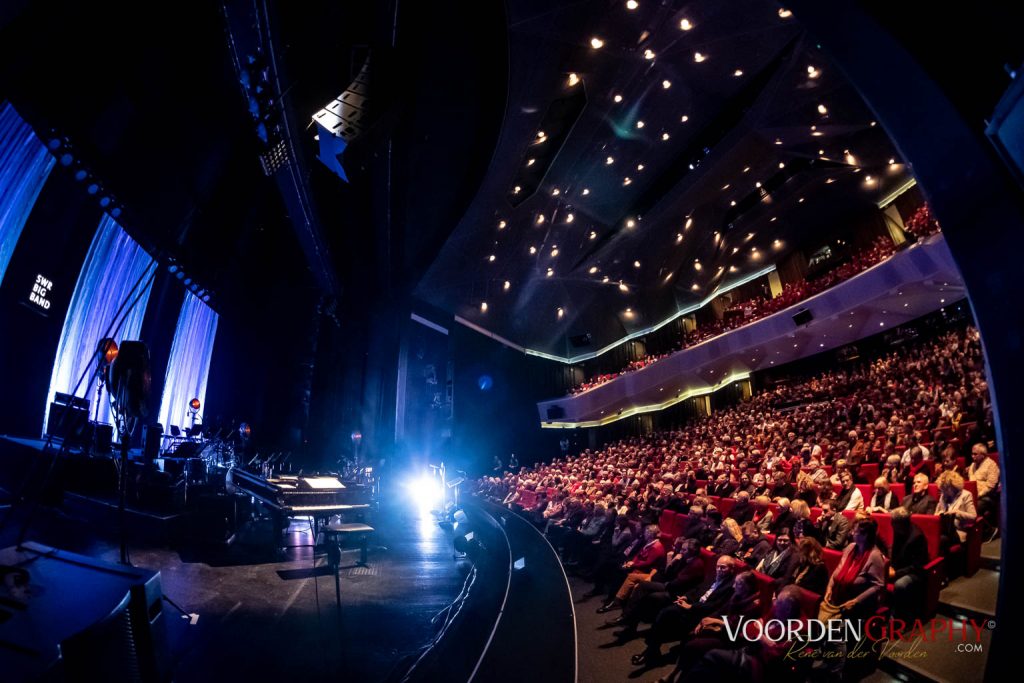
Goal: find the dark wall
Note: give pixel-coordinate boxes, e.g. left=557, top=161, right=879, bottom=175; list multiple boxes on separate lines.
left=450, top=323, right=563, bottom=475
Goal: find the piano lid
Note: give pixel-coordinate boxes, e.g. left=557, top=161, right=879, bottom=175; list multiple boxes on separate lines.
left=299, top=476, right=346, bottom=490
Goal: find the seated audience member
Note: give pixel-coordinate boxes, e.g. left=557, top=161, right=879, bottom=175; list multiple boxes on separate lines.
left=732, top=473, right=755, bottom=498
left=736, top=521, right=772, bottom=566
left=770, top=471, right=796, bottom=500
left=710, top=473, right=735, bottom=498
left=784, top=537, right=830, bottom=596
left=881, top=454, right=903, bottom=484
left=835, top=470, right=865, bottom=511
left=966, top=442, right=1001, bottom=532
left=788, top=499, right=816, bottom=541
left=678, top=505, right=708, bottom=541
left=606, top=539, right=705, bottom=632
left=584, top=515, right=635, bottom=595
left=728, top=490, right=754, bottom=524
left=902, top=472, right=938, bottom=514
left=631, top=556, right=740, bottom=667
left=755, top=529, right=797, bottom=582
left=647, top=571, right=762, bottom=676
left=752, top=495, right=774, bottom=533
left=678, top=586, right=805, bottom=683
left=935, top=470, right=978, bottom=548
left=865, top=477, right=899, bottom=512
left=889, top=507, right=930, bottom=620
left=795, top=477, right=820, bottom=508
left=709, top=518, right=743, bottom=556
left=750, top=473, right=770, bottom=498
left=563, top=503, right=609, bottom=565
left=769, top=498, right=796, bottom=534
left=598, top=524, right=666, bottom=613
left=819, top=499, right=853, bottom=550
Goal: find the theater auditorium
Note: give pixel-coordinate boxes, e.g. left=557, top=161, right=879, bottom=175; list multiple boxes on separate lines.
left=0, top=2, right=1017, bottom=682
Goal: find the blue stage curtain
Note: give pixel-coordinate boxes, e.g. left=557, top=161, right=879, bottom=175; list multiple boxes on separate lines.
left=158, top=291, right=219, bottom=434
left=0, top=101, right=55, bottom=288
left=44, top=216, right=155, bottom=433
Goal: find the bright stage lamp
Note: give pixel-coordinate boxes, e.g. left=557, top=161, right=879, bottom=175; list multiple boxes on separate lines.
left=406, top=476, right=443, bottom=513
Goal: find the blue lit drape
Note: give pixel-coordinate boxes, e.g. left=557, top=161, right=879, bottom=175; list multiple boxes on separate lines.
left=44, top=216, right=155, bottom=433
left=0, top=101, right=55, bottom=287
left=158, top=291, right=218, bottom=433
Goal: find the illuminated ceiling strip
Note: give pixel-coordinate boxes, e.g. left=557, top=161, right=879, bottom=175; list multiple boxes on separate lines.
left=876, top=177, right=917, bottom=209
left=524, top=264, right=778, bottom=364
left=540, top=371, right=751, bottom=429
left=453, top=315, right=527, bottom=353
left=410, top=312, right=449, bottom=336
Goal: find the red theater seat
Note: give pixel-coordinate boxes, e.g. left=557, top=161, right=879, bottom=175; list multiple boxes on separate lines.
left=859, top=463, right=879, bottom=483
left=822, top=548, right=843, bottom=576
left=700, top=548, right=718, bottom=582
left=791, top=586, right=823, bottom=619
left=910, top=514, right=947, bottom=618
left=717, top=497, right=735, bottom=519
left=751, top=570, right=778, bottom=618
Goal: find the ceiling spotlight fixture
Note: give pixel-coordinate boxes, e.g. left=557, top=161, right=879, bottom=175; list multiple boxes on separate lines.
left=633, top=260, right=641, bottom=268
left=818, top=103, right=828, bottom=115
left=503, top=280, right=511, bottom=290
left=529, top=246, right=537, bottom=254
left=636, top=163, right=644, bottom=171
left=694, top=52, right=707, bottom=63
left=636, top=120, right=645, bottom=129
left=807, top=65, right=820, bottom=79
left=733, top=68, right=743, bottom=76
left=694, top=260, right=702, bottom=271
left=589, top=266, right=598, bottom=274
left=590, top=37, right=605, bottom=49
left=568, top=73, right=580, bottom=87
left=582, top=188, right=591, bottom=195
left=729, top=265, right=738, bottom=272
left=566, top=213, right=574, bottom=223
left=889, top=158, right=897, bottom=165
left=779, top=162, right=786, bottom=169
left=547, top=268, right=555, bottom=277
left=536, top=214, right=545, bottom=225
left=613, top=93, right=624, bottom=103
left=618, top=282, right=628, bottom=292
left=691, top=283, right=699, bottom=291
left=551, top=247, right=559, bottom=256
left=623, top=177, right=633, bottom=186
left=662, top=132, right=670, bottom=141
left=681, top=115, right=689, bottom=122
left=537, top=131, right=546, bottom=139
left=589, top=231, right=597, bottom=239
left=778, top=8, right=793, bottom=18
left=662, top=79, right=672, bottom=89
left=730, top=200, right=737, bottom=206
left=552, top=187, right=560, bottom=196
left=480, top=301, right=488, bottom=312
left=685, top=217, right=693, bottom=229
left=487, top=254, right=496, bottom=262
left=513, top=185, right=521, bottom=194
left=676, top=233, right=683, bottom=243
left=606, top=156, right=615, bottom=165
left=679, top=18, right=693, bottom=30
left=626, top=218, right=636, bottom=228
left=498, top=220, right=506, bottom=229
left=603, top=275, right=610, bottom=282
left=526, top=158, right=535, bottom=167
left=626, top=0, right=638, bottom=9
left=644, top=49, right=656, bottom=60
left=557, top=307, right=564, bottom=318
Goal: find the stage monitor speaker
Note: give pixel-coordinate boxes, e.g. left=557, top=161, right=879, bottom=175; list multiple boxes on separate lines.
left=94, top=423, right=114, bottom=454
left=569, top=333, right=592, bottom=348
left=46, top=403, right=90, bottom=445
left=792, top=309, right=814, bottom=327
left=546, top=406, right=566, bottom=420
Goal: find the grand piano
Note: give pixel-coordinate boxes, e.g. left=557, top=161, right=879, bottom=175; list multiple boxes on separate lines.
left=228, top=469, right=373, bottom=539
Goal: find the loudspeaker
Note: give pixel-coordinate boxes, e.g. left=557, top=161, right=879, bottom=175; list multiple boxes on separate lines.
left=792, top=309, right=814, bottom=327
left=144, top=424, right=163, bottom=465
left=47, top=403, right=90, bottom=445
left=547, top=406, right=566, bottom=420
left=94, top=423, right=114, bottom=453
left=569, top=333, right=592, bottom=348
left=108, top=341, right=151, bottom=419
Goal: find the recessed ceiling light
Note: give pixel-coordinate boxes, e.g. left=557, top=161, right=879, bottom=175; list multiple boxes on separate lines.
left=889, top=158, right=896, bottom=165
left=503, top=280, right=511, bottom=291
left=626, top=0, right=638, bottom=9
left=606, top=156, right=615, bottom=165
left=691, top=283, right=699, bottom=291
left=526, top=158, right=535, bottom=167
left=480, top=301, right=488, bottom=312
left=662, top=132, right=670, bottom=141
left=529, top=246, right=537, bottom=254
left=557, top=307, right=564, bottom=318
left=755, top=181, right=762, bottom=188
left=536, top=214, right=545, bottom=224
left=551, top=188, right=560, bottom=196
left=676, top=233, right=683, bottom=243
left=729, top=265, right=737, bottom=272
left=662, top=79, right=672, bottom=89
left=636, top=120, right=645, bottom=129
left=619, top=282, right=628, bottom=292
left=582, top=188, right=591, bottom=195
left=779, top=8, right=793, bottom=18
left=513, top=185, right=521, bottom=194
left=733, top=68, right=743, bottom=76
left=779, top=162, right=786, bottom=169
left=685, top=217, right=693, bottom=229
left=681, top=115, right=689, bottom=122
left=537, top=131, right=546, bottom=139
left=547, top=268, right=554, bottom=277
left=807, top=65, right=820, bottom=79
left=623, top=177, right=632, bottom=186
left=602, top=275, right=610, bottom=282
left=498, top=220, right=506, bottom=229
left=636, top=163, right=644, bottom=171
left=818, top=103, right=828, bottom=115
left=694, top=261, right=702, bottom=271
left=845, top=151, right=857, bottom=165
left=568, top=73, right=580, bottom=87
left=487, top=254, right=496, bottom=262
left=679, top=18, right=693, bottom=30
left=613, top=94, right=623, bottom=103
left=694, top=52, right=707, bottom=63
left=626, top=218, right=636, bottom=228
left=590, top=231, right=597, bottom=239
left=551, top=247, right=559, bottom=257
left=634, top=260, right=641, bottom=268
left=589, top=266, right=598, bottom=274
left=590, top=37, right=605, bottom=49
left=730, top=200, right=737, bottom=206
left=722, top=184, right=730, bottom=190
left=825, top=178, right=835, bottom=184
left=798, top=197, right=805, bottom=202
left=566, top=213, right=574, bottom=223
left=644, top=49, right=656, bottom=60
left=870, top=121, right=877, bottom=127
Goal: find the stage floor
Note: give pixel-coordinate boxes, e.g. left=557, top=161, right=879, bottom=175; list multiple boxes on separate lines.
left=0, top=492, right=468, bottom=683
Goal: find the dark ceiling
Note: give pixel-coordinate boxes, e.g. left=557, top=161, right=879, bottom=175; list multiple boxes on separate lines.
left=415, top=0, right=912, bottom=356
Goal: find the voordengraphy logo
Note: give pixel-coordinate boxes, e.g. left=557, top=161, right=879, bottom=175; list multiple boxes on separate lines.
left=723, top=616, right=990, bottom=659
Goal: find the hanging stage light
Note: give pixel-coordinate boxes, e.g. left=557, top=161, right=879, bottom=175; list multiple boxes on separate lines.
left=189, top=397, right=201, bottom=412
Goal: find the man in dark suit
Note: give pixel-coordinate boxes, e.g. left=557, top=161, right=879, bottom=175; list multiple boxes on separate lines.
left=902, top=473, right=938, bottom=515
left=729, top=491, right=755, bottom=524
left=678, top=506, right=707, bottom=541
left=819, top=499, right=853, bottom=550
left=889, top=507, right=931, bottom=620
left=756, top=530, right=797, bottom=582
left=631, top=555, right=740, bottom=666
left=769, top=498, right=797, bottom=535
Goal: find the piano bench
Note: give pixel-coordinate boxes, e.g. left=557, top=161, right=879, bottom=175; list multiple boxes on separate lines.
left=324, top=523, right=376, bottom=565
